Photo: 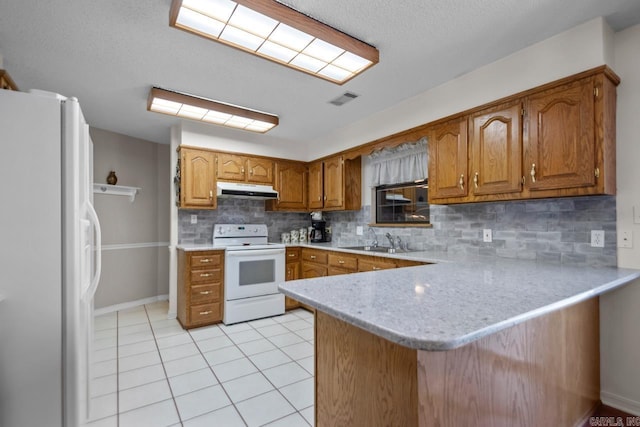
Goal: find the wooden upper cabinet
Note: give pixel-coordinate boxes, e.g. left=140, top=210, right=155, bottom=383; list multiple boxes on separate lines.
left=323, top=155, right=344, bottom=209
left=217, top=153, right=273, bottom=184
left=181, top=148, right=216, bottom=209
left=469, top=101, right=523, bottom=196
left=524, top=77, right=596, bottom=192
left=307, top=156, right=361, bottom=211
left=427, top=117, right=469, bottom=201
left=308, top=160, right=324, bottom=210
left=268, top=160, right=307, bottom=211
left=217, top=153, right=246, bottom=181
left=246, top=157, right=273, bottom=184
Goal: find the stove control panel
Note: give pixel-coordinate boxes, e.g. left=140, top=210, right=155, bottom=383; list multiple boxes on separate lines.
left=213, top=224, right=268, bottom=239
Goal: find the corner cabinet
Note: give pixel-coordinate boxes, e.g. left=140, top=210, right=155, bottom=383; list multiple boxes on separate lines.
left=307, top=155, right=362, bottom=211
left=178, top=147, right=217, bottom=209
left=217, top=153, right=273, bottom=184
left=266, top=160, right=308, bottom=212
left=428, top=67, right=619, bottom=204
left=177, top=249, right=224, bottom=328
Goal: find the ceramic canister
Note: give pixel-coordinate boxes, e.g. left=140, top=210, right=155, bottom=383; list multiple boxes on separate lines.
left=290, top=229, right=299, bottom=243
left=299, top=228, right=307, bottom=242
left=281, top=233, right=291, bottom=244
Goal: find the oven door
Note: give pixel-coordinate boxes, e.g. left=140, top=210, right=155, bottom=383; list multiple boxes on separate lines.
left=225, top=248, right=285, bottom=301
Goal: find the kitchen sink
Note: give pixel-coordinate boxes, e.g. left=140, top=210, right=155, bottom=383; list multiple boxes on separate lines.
left=340, top=245, right=406, bottom=254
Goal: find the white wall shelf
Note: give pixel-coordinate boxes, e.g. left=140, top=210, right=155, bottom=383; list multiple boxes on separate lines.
left=93, top=184, right=141, bottom=202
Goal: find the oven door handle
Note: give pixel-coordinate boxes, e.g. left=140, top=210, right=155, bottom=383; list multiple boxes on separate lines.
left=226, top=249, right=285, bottom=257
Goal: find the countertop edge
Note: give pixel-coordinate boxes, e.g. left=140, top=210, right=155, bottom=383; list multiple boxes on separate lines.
left=279, top=269, right=640, bottom=351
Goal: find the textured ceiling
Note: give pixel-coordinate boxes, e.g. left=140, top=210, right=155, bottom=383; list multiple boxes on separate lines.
left=1, top=0, right=640, bottom=148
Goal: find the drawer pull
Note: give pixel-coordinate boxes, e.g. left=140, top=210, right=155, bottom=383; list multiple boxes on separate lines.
left=199, top=310, right=213, bottom=315
left=310, top=255, right=316, bottom=259
left=372, top=266, right=381, bottom=270
left=200, top=259, right=211, bottom=263
left=199, top=291, right=211, bottom=295
left=288, top=253, right=296, bottom=257
left=200, top=273, right=211, bottom=277
left=338, top=260, right=345, bottom=264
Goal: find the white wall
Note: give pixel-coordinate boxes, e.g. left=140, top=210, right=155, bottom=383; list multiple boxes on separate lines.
left=600, top=22, right=640, bottom=415
left=181, top=120, right=308, bottom=161
left=307, top=17, right=613, bottom=160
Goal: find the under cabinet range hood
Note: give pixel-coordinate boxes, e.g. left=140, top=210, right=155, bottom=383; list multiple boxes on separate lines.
left=216, top=181, right=279, bottom=200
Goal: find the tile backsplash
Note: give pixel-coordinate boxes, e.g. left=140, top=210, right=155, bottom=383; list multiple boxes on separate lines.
left=179, top=195, right=617, bottom=267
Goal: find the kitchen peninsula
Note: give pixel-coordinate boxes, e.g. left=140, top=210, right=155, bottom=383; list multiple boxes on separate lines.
left=279, top=247, right=640, bottom=426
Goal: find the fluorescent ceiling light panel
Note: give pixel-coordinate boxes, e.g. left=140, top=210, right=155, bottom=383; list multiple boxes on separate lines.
left=169, top=0, right=379, bottom=84
left=147, top=87, right=278, bottom=133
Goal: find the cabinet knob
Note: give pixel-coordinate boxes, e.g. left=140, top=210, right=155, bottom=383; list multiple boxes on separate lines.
left=310, top=255, right=316, bottom=259
left=288, top=253, right=295, bottom=257
left=241, top=167, right=245, bottom=173
left=200, top=273, right=211, bottom=277
left=459, top=174, right=465, bottom=190
left=209, top=190, right=213, bottom=200
left=474, top=172, right=479, bottom=189
left=199, top=291, right=211, bottom=295
left=530, top=163, right=536, bottom=183
left=338, top=260, right=345, bottom=264
left=200, top=259, right=211, bottom=263
left=372, top=266, right=381, bottom=270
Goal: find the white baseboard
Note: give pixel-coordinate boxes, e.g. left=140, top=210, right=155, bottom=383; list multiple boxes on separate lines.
left=95, top=294, right=169, bottom=316
left=601, top=390, right=640, bottom=416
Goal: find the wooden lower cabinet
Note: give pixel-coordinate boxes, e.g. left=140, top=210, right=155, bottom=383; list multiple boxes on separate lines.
left=358, top=256, right=397, bottom=272
left=285, top=247, right=301, bottom=310
left=177, top=249, right=224, bottom=328
left=316, top=298, right=599, bottom=427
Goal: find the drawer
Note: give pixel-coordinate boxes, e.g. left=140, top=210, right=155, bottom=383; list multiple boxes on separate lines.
left=189, top=302, right=222, bottom=325
left=190, top=268, right=221, bottom=284
left=328, top=253, right=358, bottom=271
left=191, top=252, right=222, bottom=268
left=190, top=283, right=221, bottom=305
left=302, top=249, right=328, bottom=264
left=286, top=248, right=300, bottom=262
left=328, top=266, right=353, bottom=276
left=358, top=257, right=397, bottom=272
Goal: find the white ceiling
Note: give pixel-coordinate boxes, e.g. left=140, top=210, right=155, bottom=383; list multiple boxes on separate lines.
left=1, top=0, right=640, bottom=147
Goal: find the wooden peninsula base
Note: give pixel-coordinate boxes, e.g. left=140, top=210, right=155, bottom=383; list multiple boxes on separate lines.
left=315, top=297, right=600, bottom=427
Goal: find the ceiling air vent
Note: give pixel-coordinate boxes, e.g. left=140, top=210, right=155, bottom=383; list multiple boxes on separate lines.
left=329, top=92, right=359, bottom=106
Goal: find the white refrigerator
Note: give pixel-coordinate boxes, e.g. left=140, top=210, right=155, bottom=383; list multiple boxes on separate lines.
left=0, top=89, right=102, bottom=426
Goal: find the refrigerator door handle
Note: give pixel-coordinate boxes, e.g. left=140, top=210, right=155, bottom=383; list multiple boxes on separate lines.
left=83, top=201, right=102, bottom=303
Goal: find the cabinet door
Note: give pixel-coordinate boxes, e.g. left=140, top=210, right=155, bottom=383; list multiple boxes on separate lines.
left=217, top=153, right=246, bottom=181
left=308, top=160, right=324, bottom=210
left=302, top=262, right=328, bottom=278
left=323, top=155, right=344, bottom=209
left=470, top=102, right=523, bottom=196
left=246, top=157, right=273, bottom=184
left=524, top=77, right=596, bottom=191
left=286, top=261, right=300, bottom=281
left=275, top=161, right=308, bottom=210
left=182, top=149, right=216, bottom=208
left=428, top=118, right=469, bottom=200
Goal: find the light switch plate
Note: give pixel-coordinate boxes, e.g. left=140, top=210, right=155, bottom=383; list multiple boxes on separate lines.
left=483, top=229, right=492, bottom=243
left=591, top=230, right=605, bottom=248
left=356, top=226, right=364, bottom=236
left=619, top=230, right=633, bottom=248
left=190, top=214, right=197, bottom=224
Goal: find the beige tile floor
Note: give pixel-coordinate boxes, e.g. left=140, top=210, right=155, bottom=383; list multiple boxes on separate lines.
left=85, top=301, right=314, bottom=427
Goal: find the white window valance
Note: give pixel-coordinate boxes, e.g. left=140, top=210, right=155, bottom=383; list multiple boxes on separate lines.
left=368, top=137, right=428, bottom=187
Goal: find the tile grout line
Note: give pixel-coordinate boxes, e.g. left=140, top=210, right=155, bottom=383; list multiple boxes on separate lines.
left=143, top=303, right=185, bottom=427
left=189, top=323, right=252, bottom=426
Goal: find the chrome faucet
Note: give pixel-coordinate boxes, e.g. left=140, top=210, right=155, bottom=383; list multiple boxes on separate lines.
left=368, top=227, right=379, bottom=248
left=385, top=232, right=396, bottom=249
left=395, top=236, right=403, bottom=251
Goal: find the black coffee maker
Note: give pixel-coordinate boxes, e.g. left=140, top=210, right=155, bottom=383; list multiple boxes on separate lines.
left=310, top=220, right=330, bottom=242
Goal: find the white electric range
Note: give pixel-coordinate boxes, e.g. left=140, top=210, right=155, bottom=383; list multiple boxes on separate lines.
left=212, top=224, right=285, bottom=324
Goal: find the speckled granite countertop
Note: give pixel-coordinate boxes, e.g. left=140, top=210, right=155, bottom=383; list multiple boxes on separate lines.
left=276, top=243, right=640, bottom=351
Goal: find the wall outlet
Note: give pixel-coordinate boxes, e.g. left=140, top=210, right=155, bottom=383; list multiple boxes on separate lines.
left=190, top=214, right=197, bottom=224
left=619, top=230, right=633, bottom=248
left=483, top=229, right=492, bottom=243
left=356, top=226, right=364, bottom=236
left=591, top=230, right=605, bottom=248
